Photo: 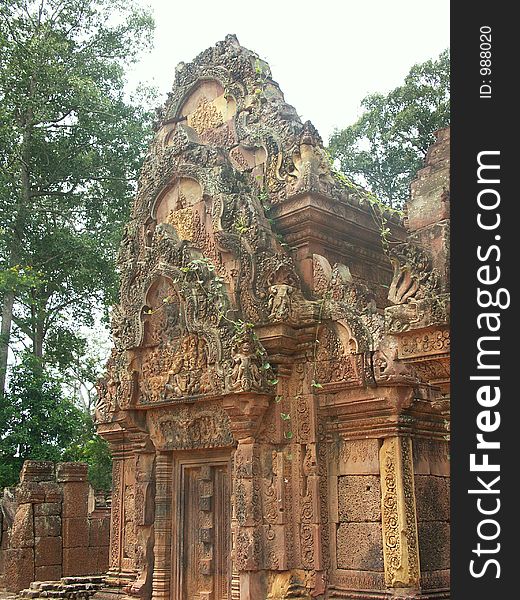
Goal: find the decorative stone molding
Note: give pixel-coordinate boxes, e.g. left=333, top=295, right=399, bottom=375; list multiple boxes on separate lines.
left=379, top=437, right=421, bottom=589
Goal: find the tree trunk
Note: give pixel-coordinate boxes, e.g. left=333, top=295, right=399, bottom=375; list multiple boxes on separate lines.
left=33, top=315, right=45, bottom=359
left=0, top=290, right=15, bottom=394
left=0, top=76, right=36, bottom=393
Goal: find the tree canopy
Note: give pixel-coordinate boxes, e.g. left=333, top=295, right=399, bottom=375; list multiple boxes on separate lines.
left=328, top=49, right=450, bottom=207
left=0, top=0, right=155, bottom=390
left=0, top=0, right=155, bottom=487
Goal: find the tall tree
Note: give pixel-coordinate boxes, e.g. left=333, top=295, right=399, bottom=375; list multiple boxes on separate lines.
left=328, top=49, right=450, bottom=207
left=0, top=0, right=155, bottom=393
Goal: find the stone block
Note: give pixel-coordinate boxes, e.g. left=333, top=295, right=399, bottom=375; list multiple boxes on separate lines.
left=415, top=475, right=450, bottom=522
left=34, top=536, right=62, bottom=566
left=15, top=483, right=45, bottom=504
left=34, top=502, right=62, bottom=517
left=89, top=517, right=110, bottom=548
left=337, top=439, right=380, bottom=475
left=338, top=475, right=381, bottom=522
left=10, top=504, right=34, bottom=548
left=35, top=515, right=61, bottom=538
left=56, top=463, right=88, bottom=483
left=63, top=517, right=89, bottom=547
left=63, top=547, right=97, bottom=576
left=4, top=547, right=34, bottom=591
left=336, top=523, right=384, bottom=571
left=418, top=521, right=450, bottom=571
left=412, top=439, right=450, bottom=477
left=62, top=482, right=89, bottom=518
left=20, top=461, right=55, bottom=483
left=35, top=565, right=62, bottom=582
left=41, top=482, right=63, bottom=503
left=96, top=545, right=109, bottom=573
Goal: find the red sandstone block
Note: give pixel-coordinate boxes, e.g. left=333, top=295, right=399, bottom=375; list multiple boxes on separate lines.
left=96, top=545, right=109, bottom=574
left=3, top=547, right=34, bottom=592
left=35, top=564, right=62, bottom=581
left=63, top=547, right=97, bottom=576
left=15, top=483, right=45, bottom=504
left=41, top=482, right=63, bottom=503
left=88, top=517, right=110, bottom=548
left=35, top=515, right=61, bottom=537
left=10, top=504, right=34, bottom=548
left=61, top=482, right=88, bottom=518
left=34, top=536, right=62, bottom=566
left=34, top=502, right=61, bottom=517
left=62, top=517, right=89, bottom=548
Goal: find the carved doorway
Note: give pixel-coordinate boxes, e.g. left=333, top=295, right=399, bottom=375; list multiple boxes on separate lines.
left=172, top=453, right=232, bottom=600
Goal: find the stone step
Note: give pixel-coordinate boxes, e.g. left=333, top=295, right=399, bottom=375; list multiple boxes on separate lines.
left=18, top=576, right=106, bottom=600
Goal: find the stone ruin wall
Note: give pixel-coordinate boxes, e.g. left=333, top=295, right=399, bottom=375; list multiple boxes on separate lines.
left=0, top=462, right=110, bottom=593
left=3, top=36, right=449, bottom=600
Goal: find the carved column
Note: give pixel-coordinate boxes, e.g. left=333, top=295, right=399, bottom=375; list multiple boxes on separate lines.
left=151, top=451, right=173, bottom=600
left=223, top=392, right=270, bottom=600
left=106, top=439, right=125, bottom=582
left=379, top=436, right=420, bottom=590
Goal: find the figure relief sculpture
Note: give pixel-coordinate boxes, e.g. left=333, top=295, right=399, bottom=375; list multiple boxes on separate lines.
left=229, top=336, right=264, bottom=392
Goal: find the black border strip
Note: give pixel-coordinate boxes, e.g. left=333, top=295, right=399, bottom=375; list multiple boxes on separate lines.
left=451, top=3, right=515, bottom=598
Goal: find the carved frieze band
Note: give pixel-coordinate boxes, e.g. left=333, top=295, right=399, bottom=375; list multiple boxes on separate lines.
left=397, top=328, right=450, bottom=360
left=379, top=437, right=420, bottom=589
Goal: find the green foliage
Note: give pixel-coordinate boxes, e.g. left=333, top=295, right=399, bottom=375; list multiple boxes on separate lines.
left=328, top=50, right=450, bottom=207
left=0, top=353, right=85, bottom=488
left=0, top=0, right=156, bottom=391
left=63, top=416, right=112, bottom=491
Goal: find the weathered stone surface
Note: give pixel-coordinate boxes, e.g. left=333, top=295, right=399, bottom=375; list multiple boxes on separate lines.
left=61, top=484, right=88, bottom=519
left=95, top=546, right=109, bottom=573
left=33, top=503, right=61, bottom=517
left=10, top=504, right=34, bottom=548
left=418, top=521, right=450, bottom=571
left=336, top=439, right=380, bottom=475
left=86, top=36, right=451, bottom=600
left=63, top=548, right=96, bottom=577
left=34, top=515, right=61, bottom=538
left=35, top=564, right=62, bottom=582
left=337, top=476, right=381, bottom=522
left=56, top=463, right=88, bottom=483
left=88, top=518, right=109, bottom=548
left=62, top=517, right=89, bottom=548
left=336, top=523, right=384, bottom=571
left=34, top=536, right=62, bottom=567
left=0, top=460, right=109, bottom=592
left=20, top=462, right=55, bottom=483
left=415, top=475, right=450, bottom=522
left=3, top=547, right=34, bottom=591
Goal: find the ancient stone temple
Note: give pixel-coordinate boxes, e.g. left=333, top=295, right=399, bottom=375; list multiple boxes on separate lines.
left=95, top=35, right=450, bottom=600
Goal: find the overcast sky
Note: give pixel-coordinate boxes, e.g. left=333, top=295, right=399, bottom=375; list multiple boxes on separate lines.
left=127, top=0, right=450, bottom=141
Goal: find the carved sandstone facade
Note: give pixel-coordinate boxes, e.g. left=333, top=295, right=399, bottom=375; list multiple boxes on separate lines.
left=95, top=36, right=450, bottom=600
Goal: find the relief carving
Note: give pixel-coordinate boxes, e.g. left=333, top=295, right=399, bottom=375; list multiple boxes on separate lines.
left=379, top=437, right=420, bottom=588
left=189, top=96, right=224, bottom=134
left=148, top=405, right=234, bottom=451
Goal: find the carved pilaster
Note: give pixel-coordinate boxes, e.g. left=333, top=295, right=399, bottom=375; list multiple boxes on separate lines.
left=233, top=439, right=265, bottom=599
left=109, top=458, right=124, bottom=573
left=379, top=437, right=420, bottom=589
left=152, top=452, right=173, bottom=600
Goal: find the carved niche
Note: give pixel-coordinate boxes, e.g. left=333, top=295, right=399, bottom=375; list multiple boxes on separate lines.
left=154, top=177, right=203, bottom=241
left=314, top=323, right=363, bottom=387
